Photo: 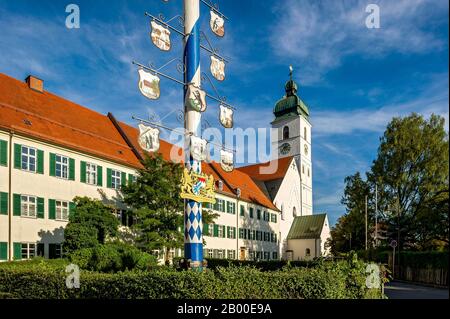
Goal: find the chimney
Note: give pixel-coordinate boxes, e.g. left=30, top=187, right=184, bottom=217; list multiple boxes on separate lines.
left=25, top=75, right=44, bottom=93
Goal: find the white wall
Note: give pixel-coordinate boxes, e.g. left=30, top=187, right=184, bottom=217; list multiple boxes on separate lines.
left=0, top=130, right=137, bottom=260
left=286, top=238, right=318, bottom=261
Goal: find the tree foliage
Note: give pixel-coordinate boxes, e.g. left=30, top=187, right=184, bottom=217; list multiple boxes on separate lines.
left=330, top=113, right=449, bottom=253
left=63, top=197, right=120, bottom=254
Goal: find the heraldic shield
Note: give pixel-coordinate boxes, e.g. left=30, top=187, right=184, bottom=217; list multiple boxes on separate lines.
left=150, top=21, right=171, bottom=51
left=185, top=84, right=207, bottom=112
left=210, top=10, right=225, bottom=37
left=138, top=69, right=160, bottom=100
left=220, top=149, right=234, bottom=172
left=190, top=136, right=208, bottom=161
left=138, top=124, right=160, bottom=152
left=210, top=56, right=225, bottom=81
left=219, top=104, right=233, bottom=128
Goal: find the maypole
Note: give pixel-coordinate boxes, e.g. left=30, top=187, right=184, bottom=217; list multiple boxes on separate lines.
left=183, top=0, right=203, bottom=270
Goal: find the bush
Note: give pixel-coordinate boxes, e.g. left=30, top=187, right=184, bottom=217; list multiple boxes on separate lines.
left=172, top=257, right=317, bottom=271
left=357, top=249, right=449, bottom=268
left=67, top=243, right=157, bottom=272
left=0, top=257, right=384, bottom=299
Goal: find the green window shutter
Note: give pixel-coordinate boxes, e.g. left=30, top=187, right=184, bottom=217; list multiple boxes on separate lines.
left=249, top=208, right=254, bottom=218
left=80, top=161, right=86, bottom=183
left=13, top=194, right=21, bottom=216
left=222, top=226, right=226, bottom=238
left=69, top=158, right=75, bottom=180
left=14, top=144, right=21, bottom=169
left=69, top=202, right=76, bottom=219
left=97, top=165, right=103, bottom=186
left=240, top=205, right=244, bottom=216
left=221, top=200, right=226, bottom=212
left=13, top=243, right=21, bottom=260
left=37, top=197, right=44, bottom=219
left=128, top=173, right=134, bottom=184
left=107, top=168, right=112, bottom=188
left=203, top=223, right=209, bottom=236
left=48, top=199, right=56, bottom=220
left=49, top=153, right=56, bottom=176
left=0, top=242, right=7, bottom=260
left=121, top=172, right=127, bottom=187
left=213, top=224, right=219, bottom=237
left=0, top=140, right=7, bottom=166
left=227, top=226, right=231, bottom=238
left=0, top=192, right=8, bottom=215
left=232, top=203, right=236, bottom=214
left=37, top=149, right=44, bottom=174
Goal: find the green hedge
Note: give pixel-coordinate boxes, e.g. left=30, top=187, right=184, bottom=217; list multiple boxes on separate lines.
left=173, top=257, right=317, bottom=271
left=0, top=257, right=384, bottom=299
left=357, top=250, right=449, bottom=268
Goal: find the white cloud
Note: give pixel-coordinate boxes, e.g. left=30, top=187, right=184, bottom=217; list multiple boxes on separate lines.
left=270, top=0, right=448, bottom=85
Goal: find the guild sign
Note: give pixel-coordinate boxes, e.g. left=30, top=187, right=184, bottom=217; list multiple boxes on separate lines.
left=210, top=56, right=225, bottom=81
left=220, top=149, right=234, bottom=172
left=150, top=20, right=171, bottom=51
left=180, top=168, right=216, bottom=204
left=138, top=69, right=160, bottom=100
left=138, top=124, right=160, bottom=152
left=210, top=10, right=225, bottom=37
left=219, top=104, right=233, bottom=128
left=185, top=84, right=207, bottom=112
left=190, top=136, right=208, bottom=161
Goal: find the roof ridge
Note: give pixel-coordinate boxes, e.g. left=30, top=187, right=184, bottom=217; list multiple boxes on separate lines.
left=0, top=102, right=131, bottom=150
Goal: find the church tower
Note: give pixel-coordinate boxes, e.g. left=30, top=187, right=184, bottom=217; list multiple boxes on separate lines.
left=271, top=67, right=313, bottom=216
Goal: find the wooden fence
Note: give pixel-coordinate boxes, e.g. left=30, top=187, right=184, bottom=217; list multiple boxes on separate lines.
left=395, top=266, right=449, bottom=287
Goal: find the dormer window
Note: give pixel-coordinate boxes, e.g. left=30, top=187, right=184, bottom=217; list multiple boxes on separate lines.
left=236, top=188, right=241, bottom=198
left=283, top=126, right=289, bottom=140
left=218, top=180, right=223, bottom=191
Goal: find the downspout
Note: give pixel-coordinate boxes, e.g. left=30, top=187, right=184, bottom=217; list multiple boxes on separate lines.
left=8, top=131, right=13, bottom=261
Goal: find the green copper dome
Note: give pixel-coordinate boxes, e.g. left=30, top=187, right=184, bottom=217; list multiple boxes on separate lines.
left=273, top=74, right=310, bottom=120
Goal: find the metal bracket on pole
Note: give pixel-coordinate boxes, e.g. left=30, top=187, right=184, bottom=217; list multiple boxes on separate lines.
left=145, top=12, right=188, bottom=37
left=132, top=115, right=193, bottom=137
left=200, top=0, right=229, bottom=20
left=200, top=72, right=236, bottom=110
left=132, top=61, right=187, bottom=87
left=200, top=31, right=229, bottom=63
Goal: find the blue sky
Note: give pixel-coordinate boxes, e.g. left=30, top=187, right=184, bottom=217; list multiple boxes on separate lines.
left=0, top=0, right=448, bottom=225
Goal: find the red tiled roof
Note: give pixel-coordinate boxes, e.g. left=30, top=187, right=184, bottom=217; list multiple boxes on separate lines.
left=0, top=72, right=280, bottom=211
left=0, top=73, right=142, bottom=168
left=237, top=156, right=294, bottom=182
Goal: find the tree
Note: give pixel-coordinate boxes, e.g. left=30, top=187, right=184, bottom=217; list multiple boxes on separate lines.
left=368, top=113, right=449, bottom=250
left=122, top=153, right=217, bottom=262
left=63, top=196, right=120, bottom=254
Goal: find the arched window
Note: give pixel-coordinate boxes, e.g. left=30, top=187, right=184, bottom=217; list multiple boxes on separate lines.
left=305, top=248, right=311, bottom=257
left=293, top=207, right=297, bottom=217
left=304, top=127, right=307, bottom=141
left=283, top=126, right=289, bottom=140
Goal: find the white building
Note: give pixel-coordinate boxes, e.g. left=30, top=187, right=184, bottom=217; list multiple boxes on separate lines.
left=0, top=71, right=329, bottom=262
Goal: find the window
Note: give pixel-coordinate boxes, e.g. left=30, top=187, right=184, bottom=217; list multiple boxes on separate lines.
left=217, top=249, right=225, bottom=259
left=56, top=155, right=69, bottom=179
left=293, top=207, right=297, bottom=217
left=227, top=250, right=236, bottom=260
left=307, top=167, right=310, bottom=177
left=270, top=213, right=277, bottom=223
left=217, top=225, right=225, bottom=238
left=119, top=210, right=133, bottom=227
left=257, top=209, right=261, bottom=220
left=283, top=126, right=289, bottom=140
left=21, top=195, right=36, bottom=218
left=272, top=252, right=278, bottom=260
left=249, top=207, right=254, bottom=218
left=251, top=230, right=256, bottom=240
left=55, top=200, right=69, bottom=221
left=21, top=146, right=36, bottom=172
left=240, top=205, right=245, bottom=217
left=207, top=249, right=214, bottom=259
left=302, top=165, right=305, bottom=174
left=49, top=243, right=62, bottom=259
left=86, top=163, right=97, bottom=185
left=111, top=169, right=121, bottom=189
left=304, top=127, right=307, bottom=141
left=249, top=250, right=255, bottom=260
left=227, top=201, right=236, bottom=214
left=214, top=199, right=225, bottom=212
left=271, top=233, right=275, bottom=242
left=21, top=243, right=36, bottom=259
left=305, top=248, right=311, bottom=257
left=239, top=228, right=244, bottom=239
left=264, top=252, right=270, bottom=260
left=208, top=224, right=214, bottom=236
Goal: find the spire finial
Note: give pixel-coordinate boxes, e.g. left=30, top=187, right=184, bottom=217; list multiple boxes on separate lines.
left=289, top=65, right=293, bottom=80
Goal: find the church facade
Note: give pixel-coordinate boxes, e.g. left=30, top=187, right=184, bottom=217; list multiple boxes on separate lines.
left=0, top=71, right=329, bottom=262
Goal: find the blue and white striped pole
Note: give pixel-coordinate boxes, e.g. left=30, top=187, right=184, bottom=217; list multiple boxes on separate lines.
left=183, top=0, right=203, bottom=270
